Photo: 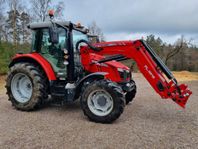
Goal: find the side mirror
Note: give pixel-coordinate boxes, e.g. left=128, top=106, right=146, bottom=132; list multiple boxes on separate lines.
left=49, top=25, right=59, bottom=44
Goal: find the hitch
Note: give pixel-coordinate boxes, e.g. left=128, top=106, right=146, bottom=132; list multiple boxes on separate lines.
left=169, top=83, right=192, bottom=108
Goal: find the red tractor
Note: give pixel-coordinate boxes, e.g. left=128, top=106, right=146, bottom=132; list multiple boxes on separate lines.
left=5, top=14, right=192, bottom=123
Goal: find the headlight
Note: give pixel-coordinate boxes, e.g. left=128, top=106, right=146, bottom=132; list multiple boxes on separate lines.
left=63, top=49, right=68, bottom=54
left=64, top=60, right=69, bottom=65
left=117, top=68, right=130, bottom=80
left=117, top=68, right=124, bottom=72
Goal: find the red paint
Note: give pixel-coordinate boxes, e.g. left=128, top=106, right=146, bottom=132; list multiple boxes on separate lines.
left=11, top=39, right=192, bottom=108
left=12, top=53, right=57, bottom=80
left=80, top=40, right=192, bottom=108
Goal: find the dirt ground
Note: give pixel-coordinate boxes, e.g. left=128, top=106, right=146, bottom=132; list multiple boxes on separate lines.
left=0, top=73, right=198, bottom=149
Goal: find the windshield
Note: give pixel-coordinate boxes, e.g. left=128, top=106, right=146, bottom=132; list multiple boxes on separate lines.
left=73, top=30, right=88, bottom=52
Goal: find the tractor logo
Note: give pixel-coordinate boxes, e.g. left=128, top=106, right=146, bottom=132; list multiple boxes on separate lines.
left=144, top=65, right=155, bottom=79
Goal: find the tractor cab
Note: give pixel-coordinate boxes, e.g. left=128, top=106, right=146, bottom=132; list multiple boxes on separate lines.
left=28, top=21, right=90, bottom=80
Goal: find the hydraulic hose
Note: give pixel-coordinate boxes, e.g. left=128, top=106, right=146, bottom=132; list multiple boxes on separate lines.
left=75, top=39, right=102, bottom=53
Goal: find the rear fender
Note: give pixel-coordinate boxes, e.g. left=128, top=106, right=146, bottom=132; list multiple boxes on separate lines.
left=9, top=53, right=57, bottom=81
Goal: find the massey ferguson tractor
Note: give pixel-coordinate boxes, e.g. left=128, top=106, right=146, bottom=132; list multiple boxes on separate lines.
left=5, top=13, right=192, bottom=123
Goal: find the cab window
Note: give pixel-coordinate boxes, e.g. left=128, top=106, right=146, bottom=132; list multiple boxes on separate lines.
left=73, top=30, right=88, bottom=52
left=41, top=28, right=67, bottom=55
left=31, top=27, right=68, bottom=78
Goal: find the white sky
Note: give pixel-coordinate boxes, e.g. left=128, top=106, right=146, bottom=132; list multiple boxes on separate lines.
left=63, top=0, right=198, bottom=45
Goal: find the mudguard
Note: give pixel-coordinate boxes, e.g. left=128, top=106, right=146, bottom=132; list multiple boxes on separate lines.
left=74, top=72, right=108, bottom=99
left=9, top=53, right=57, bottom=81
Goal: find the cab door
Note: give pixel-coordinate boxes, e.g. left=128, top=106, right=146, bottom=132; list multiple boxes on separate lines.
left=32, top=27, right=68, bottom=79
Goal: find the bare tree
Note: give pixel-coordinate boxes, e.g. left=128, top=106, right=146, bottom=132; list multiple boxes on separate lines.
left=53, top=1, right=65, bottom=20
left=31, top=0, right=51, bottom=22
left=0, top=0, right=6, bottom=43
left=0, top=13, right=9, bottom=42
left=164, top=35, right=190, bottom=65
left=0, top=0, right=5, bottom=4
left=88, top=21, right=105, bottom=42
left=0, top=0, right=5, bottom=15
left=30, top=0, right=65, bottom=22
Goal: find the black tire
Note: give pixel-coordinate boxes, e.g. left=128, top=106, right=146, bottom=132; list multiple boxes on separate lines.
left=80, top=80, right=125, bottom=123
left=5, top=62, right=48, bottom=111
left=125, top=80, right=137, bottom=105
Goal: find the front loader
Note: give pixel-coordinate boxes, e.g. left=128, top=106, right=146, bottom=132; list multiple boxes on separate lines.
left=5, top=12, right=192, bottom=123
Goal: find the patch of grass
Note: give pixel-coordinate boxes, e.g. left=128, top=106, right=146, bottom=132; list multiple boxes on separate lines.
left=173, top=71, right=198, bottom=81
left=0, top=75, right=6, bottom=94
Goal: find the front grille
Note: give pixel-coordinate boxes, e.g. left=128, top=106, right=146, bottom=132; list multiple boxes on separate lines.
left=119, top=70, right=130, bottom=80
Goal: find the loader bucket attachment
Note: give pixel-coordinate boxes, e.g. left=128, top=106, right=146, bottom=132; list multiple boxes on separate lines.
left=171, top=84, right=192, bottom=108
left=140, top=40, right=192, bottom=108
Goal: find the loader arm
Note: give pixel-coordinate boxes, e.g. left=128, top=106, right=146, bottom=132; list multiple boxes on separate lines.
left=80, top=39, right=192, bottom=108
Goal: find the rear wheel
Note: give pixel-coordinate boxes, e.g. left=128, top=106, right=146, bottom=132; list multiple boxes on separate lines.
left=11, top=73, right=33, bottom=103
left=6, top=63, right=48, bottom=111
left=81, top=80, right=125, bottom=123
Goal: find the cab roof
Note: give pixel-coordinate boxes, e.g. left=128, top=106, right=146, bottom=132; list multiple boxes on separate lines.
left=28, top=21, right=89, bottom=33
left=28, top=21, right=70, bottom=29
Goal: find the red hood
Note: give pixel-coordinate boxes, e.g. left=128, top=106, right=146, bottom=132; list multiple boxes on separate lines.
left=89, top=53, right=129, bottom=70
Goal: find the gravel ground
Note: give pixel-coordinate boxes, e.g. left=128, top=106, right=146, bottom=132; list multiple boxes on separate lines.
left=0, top=73, right=198, bottom=149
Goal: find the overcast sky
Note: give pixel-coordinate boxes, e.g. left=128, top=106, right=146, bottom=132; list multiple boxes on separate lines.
left=63, top=0, right=198, bottom=45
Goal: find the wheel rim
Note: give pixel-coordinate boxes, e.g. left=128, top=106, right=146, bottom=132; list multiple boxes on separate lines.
left=11, top=73, right=33, bottom=103
left=87, top=89, right=114, bottom=116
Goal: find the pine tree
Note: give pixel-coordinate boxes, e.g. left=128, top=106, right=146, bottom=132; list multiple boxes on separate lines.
left=20, top=12, right=30, bottom=44
left=6, top=9, right=21, bottom=46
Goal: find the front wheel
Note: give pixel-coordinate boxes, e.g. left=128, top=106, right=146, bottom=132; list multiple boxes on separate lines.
left=80, top=80, right=125, bottom=123
left=125, top=80, right=137, bottom=105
